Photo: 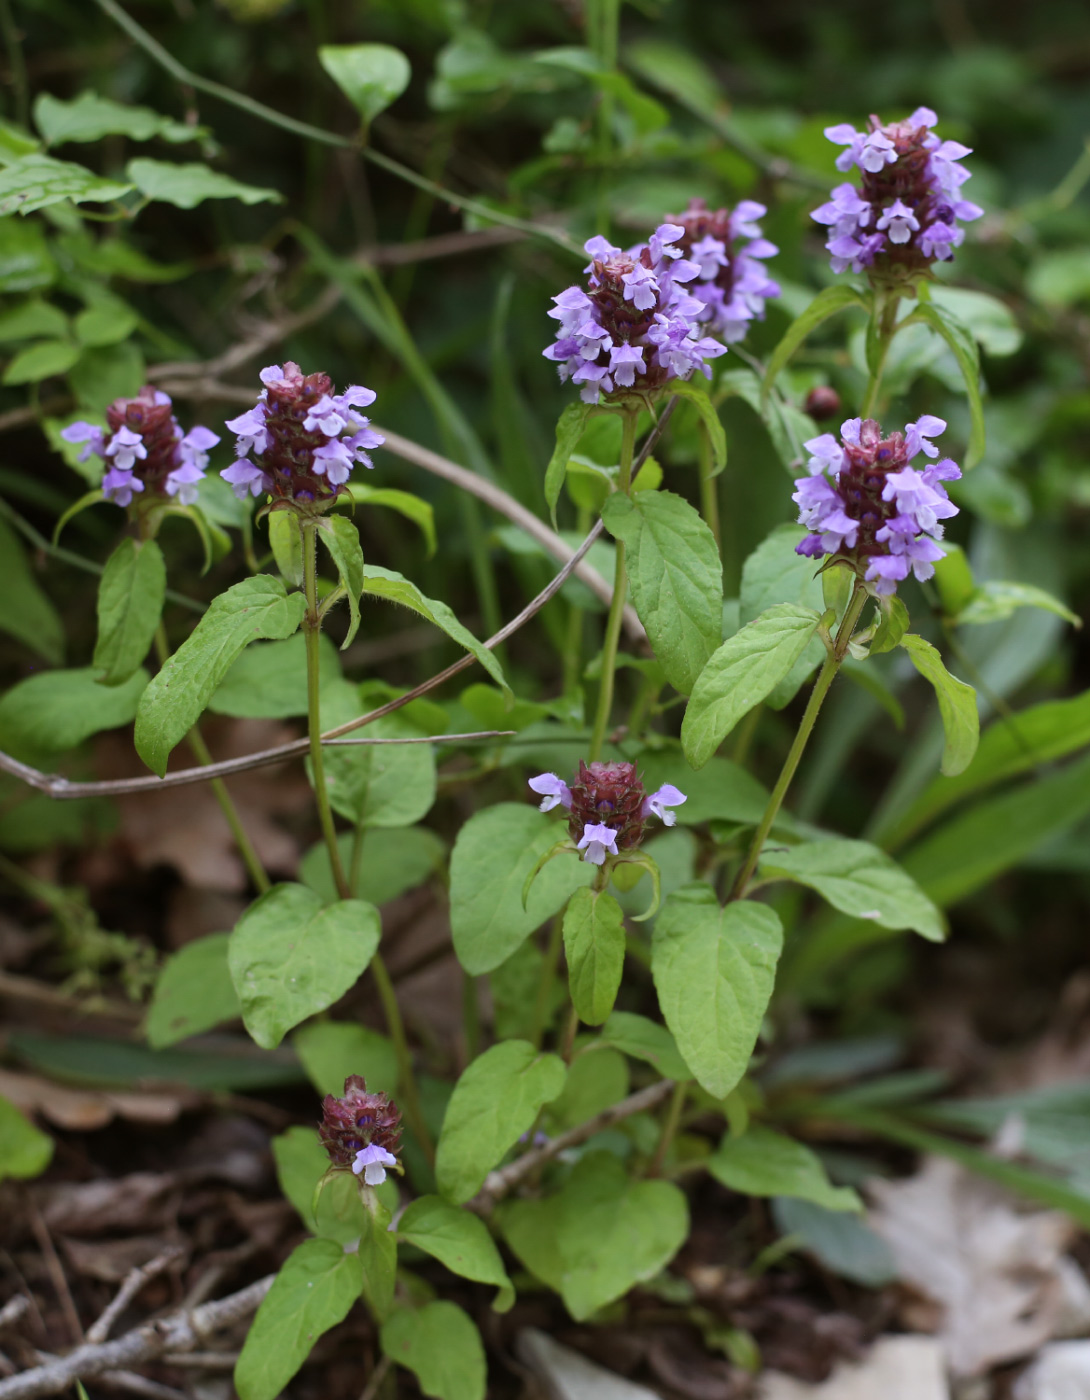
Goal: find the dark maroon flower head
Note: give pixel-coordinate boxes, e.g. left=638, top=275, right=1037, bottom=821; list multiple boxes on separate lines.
left=318, top=1074, right=402, bottom=1171
left=567, top=761, right=647, bottom=851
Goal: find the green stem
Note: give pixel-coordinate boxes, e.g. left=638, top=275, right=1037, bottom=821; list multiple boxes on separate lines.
left=860, top=290, right=902, bottom=419
left=152, top=624, right=270, bottom=894
left=561, top=1004, right=579, bottom=1064
left=697, top=423, right=721, bottom=558
left=588, top=411, right=637, bottom=760
left=562, top=507, right=591, bottom=700
left=730, top=585, right=869, bottom=901
left=648, top=1079, right=689, bottom=1178
left=301, top=523, right=433, bottom=1163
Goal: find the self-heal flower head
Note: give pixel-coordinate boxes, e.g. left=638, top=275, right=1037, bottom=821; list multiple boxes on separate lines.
left=814, top=108, right=983, bottom=283
left=793, top=416, right=961, bottom=596
left=222, top=362, right=384, bottom=508
left=544, top=224, right=726, bottom=405
left=529, top=761, right=686, bottom=864
left=666, top=199, right=781, bottom=343
left=61, top=387, right=219, bottom=510
left=318, top=1075, right=402, bottom=1176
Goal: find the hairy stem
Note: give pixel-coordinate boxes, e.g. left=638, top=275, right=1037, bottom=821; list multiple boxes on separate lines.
left=697, top=421, right=721, bottom=557
left=730, top=584, right=869, bottom=900
left=860, top=290, right=902, bottom=419
left=588, top=411, right=637, bottom=760
left=648, top=1079, right=689, bottom=1178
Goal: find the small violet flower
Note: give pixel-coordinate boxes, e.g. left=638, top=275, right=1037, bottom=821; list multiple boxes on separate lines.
left=666, top=198, right=781, bottom=342
left=529, top=760, right=686, bottom=865
left=812, top=107, right=982, bottom=281
left=318, top=1075, right=402, bottom=1184
left=793, top=415, right=961, bottom=596
left=352, top=1143, right=398, bottom=1187
left=222, top=362, right=384, bottom=507
left=61, top=387, right=219, bottom=511
left=544, top=223, right=727, bottom=404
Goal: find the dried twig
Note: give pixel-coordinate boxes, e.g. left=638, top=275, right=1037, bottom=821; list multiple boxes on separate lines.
left=0, top=1275, right=273, bottom=1400
left=86, top=1247, right=185, bottom=1347
left=0, top=1299, right=29, bottom=1333
left=470, top=1078, right=675, bottom=1212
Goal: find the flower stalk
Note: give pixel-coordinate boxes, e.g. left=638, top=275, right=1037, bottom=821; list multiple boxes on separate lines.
left=588, top=410, right=637, bottom=761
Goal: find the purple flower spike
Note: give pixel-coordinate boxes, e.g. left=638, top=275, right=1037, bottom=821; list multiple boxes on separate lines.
left=665, top=199, right=781, bottom=343
left=528, top=772, right=573, bottom=812
left=793, top=416, right=961, bottom=596
left=222, top=362, right=384, bottom=508
left=578, top=822, right=620, bottom=866
left=641, top=784, right=687, bottom=827
left=544, top=222, right=727, bottom=404
left=814, top=109, right=982, bottom=283
left=60, top=388, right=217, bottom=512
left=352, top=1142, right=398, bottom=1186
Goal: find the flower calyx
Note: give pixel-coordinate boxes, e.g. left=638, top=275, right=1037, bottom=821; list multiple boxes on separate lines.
left=317, top=1074, right=403, bottom=1201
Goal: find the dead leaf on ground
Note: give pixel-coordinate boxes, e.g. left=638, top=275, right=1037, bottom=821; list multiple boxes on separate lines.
left=868, top=1157, right=1076, bottom=1375
left=60, top=1233, right=187, bottom=1283
left=40, top=1172, right=180, bottom=1236
left=0, top=1066, right=195, bottom=1130
left=758, top=1335, right=948, bottom=1400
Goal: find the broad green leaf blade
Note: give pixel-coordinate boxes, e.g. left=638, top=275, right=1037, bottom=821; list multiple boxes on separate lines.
left=0, top=665, right=148, bottom=763
left=762, top=285, right=867, bottom=398
left=601, top=489, right=722, bottom=696
left=758, top=837, right=945, bottom=941
left=359, top=1196, right=398, bottom=1321
left=545, top=1047, right=628, bottom=1131
left=361, top=565, right=507, bottom=692
left=500, top=1151, right=689, bottom=1321
left=319, top=514, right=365, bottom=647
left=0, top=153, right=133, bottom=216
left=127, top=158, right=281, bottom=209
left=601, top=1010, right=690, bottom=1081
left=318, top=44, right=411, bottom=125
left=34, top=91, right=201, bottom=146
left=435, top=1040, right=566, bottom=1204
left=681, top=604, right=821, bottom=769
left=134, top=575, right=305, bottom=776
left=773, top=1198, right=896, bottom=1286
left=929, top=286, right=1022, bottom=357
left=292, top=1020, right=399, bottom=1097
left=272, top=1125, right=379, bottom=1245
left=145, top=933, right=239, bottom=1048
left=299, top=825, right=445, bottom=908
left=450, top=804, right=593, bottom=974
left=910, top=301, right=985, bottom=467
left=739, top=522, right=826, bottom=707
left=227, top=884, right=381, bottom=1049
left=234, top=1239, right=362, bottom=1400
left=209, top=633, right=341, bottom=720
left=0, top=1096, right=53, bottom=1182
left=670, top=377, right=726, bottom=471
left=956, top=580, right=1081, bottom=628
left=545, top=403, right=593, bottom=524
left=652, top=885, right=782, bottom=1099
left=93, top=538, right=165, bottom=686
left=899, top=634, right=979, bottom=777
left=381, top=1301, right=486, bottom=1400
left=2, top=338, right=79, bottom=384
left=344, top=485, right=436, bottom=555
left=267, top=510, right=304, bottom=588
left=562, top=887, right=625, bottom=1026
left=397, top=1195, right=514, bottom=1309
left=0, top=515, right=64, bottom=663
left=709, top=1124, right=861, bottom=1211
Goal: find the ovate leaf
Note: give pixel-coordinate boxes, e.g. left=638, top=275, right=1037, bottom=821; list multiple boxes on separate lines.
left=318, top=44, right=411, bottom=125
left=34, top=91, right=201, bottom=146
left=397, top=1196, right=513, bottom=1309
left=709, top=1124, right=861, bottom=1211
left=318, top=513, right=365, bottom=646
left=94, top=538, right=165, bottom=686
left=0, top=665, right=147, bottom=763
left=381, top=1302, right=486, bottom=1400
left=127, top=158, right=281, bottom=209
left=293, top=1020, right=399, bottom=1097
left=0, top=154, right=133, bottom=216
left=899, top=633, right=979, bottom=777
left=562, top=887, right=625, bottom=1026
left=545, top=402, right=593, bottom=524
left=145, top=933, right=239, bottom=1047
left=601, top=1010, right=690, bottom=1081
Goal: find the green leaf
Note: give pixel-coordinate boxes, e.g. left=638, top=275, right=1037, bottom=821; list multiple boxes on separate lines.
left=2, top=338, right=79, bottom=385
left=381, top=1302, right=486, bottom=1400
left=0, top=515, right=64, bottom=663
left=397, top=1196, right=514, bottom=1309
left=209, top=633, right=341, bottom=719
left=739, top=523, right=826, bottom=706
left=0, top=153, right=133, bottom=216
left=601, top=1010, right=690, bottom=1081
left=955, top=580, right=1081, bottom=628
left=0, top=216, right=55, bottom=290
left=773, top=1198, right=896, bottom=1286
left=318, top=44, right=411, bottom=125
left=0, top=665, right=147, bottom=763
left=762, top=285, right=867, bottom=398
left=758, top=838, right=945, bottom=941
left=0, top=1096, right=53, bottom=1182
left=909, top=301, right=985, bottom=468
left=34, top=91, right=202, bottom=146
left=932, top=543, right=976, bottom=617
left=344, top=485, right=436, bottom=555
left=234, top=1239, right=362, bottom=1400
left=300, top=825, right=445, bottom=908
left=899, top=634, right=979, bottom=777
left=562, top=887, right=625, bottom=1026
left=601, top=489, right=722, bottom=696
left=681, top=604, right=821, bottom=769
left=0, top=297, right=67, bottom=343
left=500, top=1151, right=688, bottom=1321
left=74, top=298, right=139, bottom=348
left=267, top=510, right=304, bottom=588
left=361, top=565, right=507, bottom=692
left=127, top=158, right=281, bottom=209
left=669, top=377, right=726, bottom=471
left=93, top=538, right=165, bottom=686
left=271, top=1125, right=392, bottom=1245
left=145, top=934, right=240, bottom=1048
left=435, top=1040, right=566, bottom=1204
left=869, top=593, right=909, bottom=655
left=545, top=403, right=593, bottom=524
left=544, top=1046, right=628, bottom=1131
left=709, top=1125, right=860, bottom=1211
left=317, top=679, right=437, bottom=828
left=134, top=575, right=305, bottom=776
left=292, top=1020, right=399, bottom=1097
left=652, top=885, right=782, bottom=1099
left=227, top=884, right=381, bottom=1049
left=450, top=804, right=593, bottom=974
left=929, top=286, right=1023, bottom=358
left=318, top=514, right=365, bottom=646
left=359, top=1195, right=398, bottom=1321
